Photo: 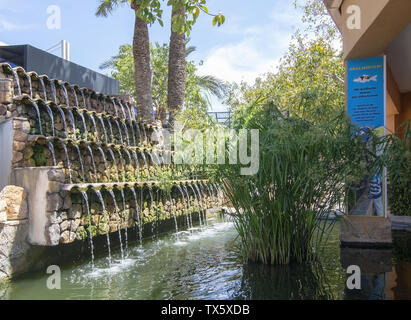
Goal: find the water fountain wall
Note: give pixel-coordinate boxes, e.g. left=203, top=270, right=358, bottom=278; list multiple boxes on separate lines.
left=0, top=63, right=223, bottom=279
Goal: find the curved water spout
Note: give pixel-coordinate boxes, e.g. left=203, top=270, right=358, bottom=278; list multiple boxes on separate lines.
left=108, top=189, right=124, bottom=260
left=87, top=146, right=97, bottom=182
left=61, top=142, right=72, bottom=184
left=45, top=105, right=55, bottom=137
left=47, top=141, right=56, bottom=166
left=11, top=68, right=21, bottom=96
left=31, top=102, right=43, bottom=135
left=95, top=190, right=112, bottom=264
left=81, top=191, right=95, bottom=268
left=38, top=77, right=47, bottom=101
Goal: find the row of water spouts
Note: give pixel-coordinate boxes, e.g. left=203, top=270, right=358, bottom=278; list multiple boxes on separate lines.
left=47, top=139, right=168, bottom=184
left=78, top=182, right=223, bottom=268
left=27, top=100, right=148, bottom=147
left=8, top=65, right=136, bottom=121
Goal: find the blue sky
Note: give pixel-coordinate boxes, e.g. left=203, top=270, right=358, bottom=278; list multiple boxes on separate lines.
left=0, top=0, right=305, bottom=111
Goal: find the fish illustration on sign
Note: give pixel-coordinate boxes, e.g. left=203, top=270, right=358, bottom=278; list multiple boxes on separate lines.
left=354, top=74, right=378, bottom=83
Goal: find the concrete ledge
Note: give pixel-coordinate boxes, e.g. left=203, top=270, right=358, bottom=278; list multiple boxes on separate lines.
left=391, top=215, right=411, bottom=232
left=340, top=216, right=392, bottom=248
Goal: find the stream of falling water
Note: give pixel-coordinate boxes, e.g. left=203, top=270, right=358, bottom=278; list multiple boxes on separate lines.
left=81, top=191, right=95, bottom=268
left=66, top=109, right=76, bottom=140
left=177, top=185, right=192, bottom=231
left=47, top=141, right=56, bottom=166
left=129, top=120, right=136, bottom=146
left=111, top=98, right=119, bottom=117
left=50, top=81, right=57, bottom=104
left=183, top=186, right=194, bottom=230
left=108, top=148, right=120, bottom=181
left=169, top=195, right=179, bottom=234
left=120, top=188, right=129, bottom=254
left=118, top=101, right=127, bottom=119
left=45, top=105, right=55, bottom=137
left=134, top=122, right=142, bottom=143
left=95, top=190, right=112, bottom=264
left=61, top=142, right=72, bottom=183
left=131, top=150, right=139, bottom=178
left=106, top=118, right=114, bottom=144
left=189, top=185, right=202, bottom=228
left=11, top=69, right=21, bottom=96
left=114, top=120, right=124, bottom=145
left=26, top=73, right=32, bottom=98
left=39, top=77, right=47, bottom=101
left=74, top=145, right=85, bottom=182
left=81, top=89, right=87, bottom=109
left=78, top=112, right=87, bottom=137
left=130, top=187, right=142, bottom=244
left=148, top=187, right=156, bottom=239
left=121, top=121, right=130, bottom=145
left=71, top=86, right=79, bottom=107
left=61, top=84, right=70, bottom=106
left=141, top=124, right=147, bottom=143
left=31, top=102, right=43, bottom=135
left=89, top=113, right=99, bottom=141
left=97, top=147, right=109, bottom=181
left=98, top=116, right=108, bottom=144
left=195, top=184, right=208, bottom=226
left=87, top=146, right=97, bottom=182
left=116, top=149, right=126, bottom=181
left=108, top=190, right=124, bottom=260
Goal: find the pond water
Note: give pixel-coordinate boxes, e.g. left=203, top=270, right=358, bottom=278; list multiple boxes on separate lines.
left=1, top=217, right=410, bottom=300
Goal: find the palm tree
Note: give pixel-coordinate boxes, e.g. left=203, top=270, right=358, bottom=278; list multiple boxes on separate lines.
left=167, top=2, right=186, bottom=123
left=96, top=0, right=153, bottom=122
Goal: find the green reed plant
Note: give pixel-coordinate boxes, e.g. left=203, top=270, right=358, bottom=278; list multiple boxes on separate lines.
left=216, top=102, right=377, bottom=265
left=386, top=120, right=411, bottom=216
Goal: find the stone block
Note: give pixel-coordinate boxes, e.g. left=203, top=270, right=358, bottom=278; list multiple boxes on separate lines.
left=13, top=120, right=30, bottom=133
left=47, top=169, right=65, bottom=183
left=60, top=220, right=71, bottom=232
left=47, top=181, right=61, bottom=193
left=47, top=224, right=60, bottom=246
left=46, top=193, right=63, bottom=211
left=0, top=185, right=28, bottom=220
left=340, top=216, right=392, bottom=247
left=13, top=131, right=28, bottom=142
left=60, top=231, right=75, bottom=244
left=13, top=141, right=25, bottom=152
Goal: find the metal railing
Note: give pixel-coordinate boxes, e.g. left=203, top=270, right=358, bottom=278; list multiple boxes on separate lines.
left=208, top=111, right=231, bottom=127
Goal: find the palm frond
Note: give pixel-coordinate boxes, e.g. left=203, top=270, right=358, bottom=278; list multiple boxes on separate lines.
left=95, top=0, right=128, bottom=17
left=197, top=75, right=228, bottom=99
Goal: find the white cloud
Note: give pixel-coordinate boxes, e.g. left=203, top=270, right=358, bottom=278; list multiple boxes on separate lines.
left=197, top=2, right=303, bottom=85
left=198, top=40, right=280, bottom=84
left=0, top=18, right=35, bottom=32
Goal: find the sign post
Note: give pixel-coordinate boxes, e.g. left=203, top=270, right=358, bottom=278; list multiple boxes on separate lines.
left=346, top=56, right=387, bottom=218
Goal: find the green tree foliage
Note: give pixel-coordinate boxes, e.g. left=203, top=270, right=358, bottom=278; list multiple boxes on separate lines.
left=225, top=1, right=343, bottom=124
left=226, top=36, right=344, bottom=123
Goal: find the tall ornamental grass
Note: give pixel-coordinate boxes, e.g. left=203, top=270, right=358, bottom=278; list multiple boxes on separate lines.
left=217, top=103, right=376, bottom=265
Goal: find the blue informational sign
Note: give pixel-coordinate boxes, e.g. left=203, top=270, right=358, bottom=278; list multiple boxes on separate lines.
left=347, top=56, right=386, bottom=130
left=346, top=56, right=387, bottom=218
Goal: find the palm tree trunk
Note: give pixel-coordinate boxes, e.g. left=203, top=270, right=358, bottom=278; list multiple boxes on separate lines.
left=167, top=4, right=186, bottom=122
left=133, top=12, right=153, bottom=122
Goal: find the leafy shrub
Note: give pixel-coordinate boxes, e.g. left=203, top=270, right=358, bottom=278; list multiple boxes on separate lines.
left=386, top=121, right=411, bottom=216
left=216, top=102, right=378, bottom=265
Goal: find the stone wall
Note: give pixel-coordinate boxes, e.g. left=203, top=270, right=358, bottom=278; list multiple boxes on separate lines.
left=0, top=62, right=224, bottom=280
